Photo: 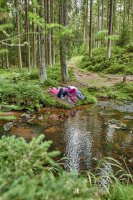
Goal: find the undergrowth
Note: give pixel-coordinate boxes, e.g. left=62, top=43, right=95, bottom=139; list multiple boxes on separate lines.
left=0, top=65, right=77, bottom=111
left=99, top=82, right=133, bottom=101
left=0, top=135, right=132, bottom=200
left=78, top=46, right=133, bottom=75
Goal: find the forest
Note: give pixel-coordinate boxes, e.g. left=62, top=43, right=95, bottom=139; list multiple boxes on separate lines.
left=0, top=0, right=133, bottom=199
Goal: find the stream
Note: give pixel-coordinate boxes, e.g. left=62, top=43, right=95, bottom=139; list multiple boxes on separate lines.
left=0, top=100, right=133, bottom=173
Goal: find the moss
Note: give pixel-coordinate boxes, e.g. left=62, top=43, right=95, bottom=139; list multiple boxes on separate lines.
left=0, top=115, right=17, bottom=121
left=42, top=93, right=72, bottom=109
left=97, top=83, right=133, bottom=101
left=75, top=87, right=97, bottom=106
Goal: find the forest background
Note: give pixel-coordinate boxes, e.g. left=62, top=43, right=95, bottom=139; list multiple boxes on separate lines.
left=0, top=1, right=133, bottom=199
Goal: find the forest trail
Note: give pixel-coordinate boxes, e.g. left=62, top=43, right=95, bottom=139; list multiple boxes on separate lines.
left=68, top=60, right=133, bottom=88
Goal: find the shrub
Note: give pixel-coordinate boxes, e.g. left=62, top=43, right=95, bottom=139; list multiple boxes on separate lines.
left=125, top=43, right=133, bottom=53
left=105, top=64, right=126, bottom=74
left=78, top=46, right=133, bottom=75
left=0, top=79, right=44, bottom=110
left=0, top=135, right=96, bottom=200
left=0, top=136, right=132, bottom=200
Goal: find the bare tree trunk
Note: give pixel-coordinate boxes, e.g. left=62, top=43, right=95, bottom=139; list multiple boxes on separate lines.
left=50, top=0, right=54, bottom=65
left=25, top=0, right=31, bottom=71
left=38, top=0, right=47, bottom=83
left=107, top=0, right=114, bottom=60
left=97, top=0, right=100, bottom=48
left=44, top=0, right=48, bottom=66
left=89, top=0, right=93, bottom=59
left=15, top=0, right=22, bottom=68
left=32, top=11, right=36, bottom=68
left=47, top=0, right=52, bottom=66
left=59, top=0, right=69, bottom=83
left=123, top=0, right=126, bottom=27
left=6, top=45, right=9, bottom=68
left=101, top=0, right=104, bottom=46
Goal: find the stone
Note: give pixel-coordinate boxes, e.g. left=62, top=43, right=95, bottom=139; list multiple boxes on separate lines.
left=21, top=113, right=31, bottom=122
left=4, top=122, right=14, bottom=131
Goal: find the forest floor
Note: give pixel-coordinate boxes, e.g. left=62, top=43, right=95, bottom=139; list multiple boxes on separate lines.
left=68, top=59, right=133, bottom=89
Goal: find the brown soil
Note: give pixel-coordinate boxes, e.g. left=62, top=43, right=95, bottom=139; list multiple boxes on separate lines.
left=10, top=126, right=37, bottom=139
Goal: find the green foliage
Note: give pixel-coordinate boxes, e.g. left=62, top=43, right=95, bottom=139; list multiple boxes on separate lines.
left=98, top=83, right=133, bottom=101
left=125, top=43, right=133, bottom=53
left=0, top=135, right=132, bottom=200
left=0, top=115, right=16, bottom=121
left=0, top=135, right=59, bottom=176
left=78, top=46, right=133, bottom=75
left=0, top=64, right=76, bottom=110
left=75, top=87, right=97, bottom=105
left=42, top=93, right=71, bottom=109
left=43, top=65, right=62, bottom=87
left=0, top=48, right=8, bottom=55
left=106, top=184, right=133, bottom=200
left=0, top=78, right=44, bottom=110
left=96, top=29, right=108, bottom=40
left=114, top=82, right=133, bottom=100
left=42, top=64, right=75, bottom=88
left=0, top=135, right=96, bottom=200
left=117, top=26, right=131, bottom=47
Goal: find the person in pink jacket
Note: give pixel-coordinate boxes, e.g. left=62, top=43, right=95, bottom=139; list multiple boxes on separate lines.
left=49, top=87, right=77, bottom=103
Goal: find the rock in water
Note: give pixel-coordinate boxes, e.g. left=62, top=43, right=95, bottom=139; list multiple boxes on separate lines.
left=4, top=122, right=14, bottom=131
left=21, top=113, right=31, bottom=122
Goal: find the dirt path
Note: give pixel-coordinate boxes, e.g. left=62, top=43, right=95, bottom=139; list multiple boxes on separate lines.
left=68, top=61, right=133, bottom=88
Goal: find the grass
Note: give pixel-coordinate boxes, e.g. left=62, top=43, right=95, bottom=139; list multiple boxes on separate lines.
left=79, top=82, right=133, bottom=102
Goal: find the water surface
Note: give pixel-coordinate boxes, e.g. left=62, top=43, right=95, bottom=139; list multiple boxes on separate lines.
left=0, top=101, right=133, bottom=173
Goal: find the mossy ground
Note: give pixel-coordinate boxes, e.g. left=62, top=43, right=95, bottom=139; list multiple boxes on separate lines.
left=0, top=64, right=96, bottom=111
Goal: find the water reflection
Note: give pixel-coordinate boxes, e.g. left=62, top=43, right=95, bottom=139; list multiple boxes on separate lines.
left=106, top=126, right=115, bottom=142
left=62, top=102, right=133, bottom=172
left=64, top=112, right=92, bottom=171
left=0, top=101, right=133, bottom=173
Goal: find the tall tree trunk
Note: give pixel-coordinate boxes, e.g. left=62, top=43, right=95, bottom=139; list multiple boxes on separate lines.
left=6, top=45, right=9, bottom=68
left=38, top=0, right=47, bottom=83
left=50, top=0, right=54, bottom=65
left=47, top=0, right=52, bottom=66
left=107, top=0, right=114, bottom=60
left=97, top=0, right=100, bottom=48
left=123, top=0, right=126, bottom=27
left=101, top=0, right=104, bottom=30
left=101, top=0, right=104, bottom=46
left=89, top=0, right=93, bottom=59
left=44, top=0, right=48, bottom=66
left=59, top=0, right=69, bottom=83
left=15, top=0, right=22, bottom=68
left=31, top=7, right=36, bottom=69
left=25, top=0, right=31, bottom=71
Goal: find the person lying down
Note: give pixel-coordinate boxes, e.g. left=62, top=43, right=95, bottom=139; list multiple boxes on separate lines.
left=48, top=86, right=86, bottom=104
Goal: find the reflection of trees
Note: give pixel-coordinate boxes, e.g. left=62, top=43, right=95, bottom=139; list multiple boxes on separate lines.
left=64, top=111, right=92, bottom=172
left=86, top=108, right=106, bottom=163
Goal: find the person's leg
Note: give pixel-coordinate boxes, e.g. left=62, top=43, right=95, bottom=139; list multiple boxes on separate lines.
left=63, top=91, right=70, bottom=97
left=76, top=90, right=85, bottom=99
left=57, top=88, right=63, bottom=98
